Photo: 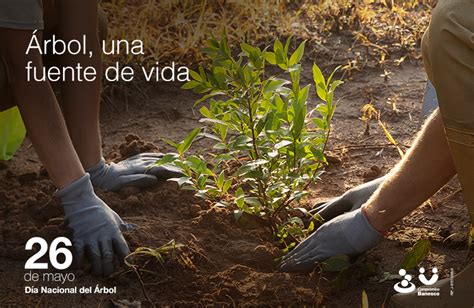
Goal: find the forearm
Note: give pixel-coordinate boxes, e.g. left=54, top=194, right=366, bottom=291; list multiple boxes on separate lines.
left=0, top=28, right=85, bottom=188
left=57, top=0, right=103, bottom=169
left=8, top=62, right=85, bottom=188
left=363, top=110, right=456, bottom=231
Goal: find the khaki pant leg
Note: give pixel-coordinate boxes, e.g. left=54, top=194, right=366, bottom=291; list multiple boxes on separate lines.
left=424, top=0, right=474, bottom=223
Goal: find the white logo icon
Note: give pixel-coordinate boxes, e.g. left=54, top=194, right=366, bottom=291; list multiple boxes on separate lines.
left=419, top=267, right=439, bottom=286
left=394, top=269, right=416, bottom=294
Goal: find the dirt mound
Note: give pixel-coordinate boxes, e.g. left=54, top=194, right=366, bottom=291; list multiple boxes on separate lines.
left=108, top=133, right=159, bottom=161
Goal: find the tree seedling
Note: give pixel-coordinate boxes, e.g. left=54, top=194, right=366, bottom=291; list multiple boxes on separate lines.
left=156, top=35, right=343, bottom=251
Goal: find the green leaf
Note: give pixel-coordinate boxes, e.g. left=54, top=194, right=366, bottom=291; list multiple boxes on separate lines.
left=292, top=86, right=309, bottom=139
left=168, top=176, right=192, bottom=187
left=274, top=94, right=286, bottom=113
left=223, top=179, right=232, bottom=193
left=162, top=138, right=179, bottom=149
left=199, top=66, right=207, bottom=81
left=217, top=171, right=225, bottom=190
left=312, top=118, right=327, bottom=129
left=178, top=127, right=201, bottom=155
left=400, top=239, right=431, bottom=270
left=201, top=132, right=221, bottom=142
left=274, top=39, right=287, bottom=67
left=265, top=52, right=276, bottom=65
left=217, top=123, right=228, bottom=141
left=298, top=84, right=310, bottom=104
left=234, top=188, right=246, bottom=210
left=274, top=39, right=284, bottom=55
left=244, top=197, right=262, bottom=206
left=263, top=78, right=290, bottom=94
left=208, top=36, right=220, bottom=48
left=326, top=65, right=341, bottom=86
left=199, top=118, right=228, bottom=126
left=233, top=209, right=243, bottom=221
left=185, top=155, right=205, bottom=169
left=284, top=36, right=292, bottom=56
left=194, top=91, right=226, bottom=106
left=310, top=147, right=325, bottom=162
left=211, top=69, right=227, bottom=90
left=155, top=153, right=179, bottom=166
left=231, top=135, right=253, bottom=150
left=181, top=80, right=201, bottom=90
left=196, top=174, right=208, bottom=189
left=199, top=106, right=212, bottom=118
left=215, top=153, right=233, bottom=162
left=330, top=80, right=344, bottom=92
left=213, top=143, right=227, bottom=150
left=246, top=159, right=269, bottom=167
left=235, top=164, right=253, bottom=176
left=312, top=63, right=327, bottom=101
left=289, top=40, right=306, bottom=66
left=189, top=69, right=202, bottom=82
left=275, top=140, right=292, bottom=150
left=240, top=43, right=254, bottom=56
left=316, top=103, right=329, bottom=117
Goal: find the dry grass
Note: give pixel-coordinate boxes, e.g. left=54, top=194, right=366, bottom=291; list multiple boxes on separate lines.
left=102, top=0, right=433, bottom=68
left=302, top=0, right=433, bottom=62
left=101, top=0, right=300, bottom=67
left=100, top=0, right=433, bottom=109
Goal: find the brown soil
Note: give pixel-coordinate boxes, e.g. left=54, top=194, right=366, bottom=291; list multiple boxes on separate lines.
left=0, top=42, right=471, bottom=307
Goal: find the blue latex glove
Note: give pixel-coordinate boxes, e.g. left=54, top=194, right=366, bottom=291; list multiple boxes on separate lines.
left=87, top=153, right=182, bottom=192
left=310, top=176, right=386, bottom=221
left=57, top=174, right=136, bottom=276
left=280, top=208, right=383, bottom=272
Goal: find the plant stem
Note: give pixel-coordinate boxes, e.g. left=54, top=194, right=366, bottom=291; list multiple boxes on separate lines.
left=272, top=115, right=333, bottom=221
left=247, top=95, right=260, bottom=160
left=246, top=84, right=271, bottom=209
left=132, top=266, right=155, bottom=307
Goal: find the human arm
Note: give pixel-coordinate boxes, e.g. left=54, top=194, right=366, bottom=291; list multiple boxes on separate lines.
left=281, top=110, right=456, bottom=272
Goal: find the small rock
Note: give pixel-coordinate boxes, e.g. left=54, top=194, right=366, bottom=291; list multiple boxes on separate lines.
left=326, top=154, right=342, bottom=164
left=363, top=165, right=382, bottom=181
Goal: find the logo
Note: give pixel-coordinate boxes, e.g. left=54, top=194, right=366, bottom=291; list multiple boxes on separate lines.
left=418, top=267, right=439, bottom=285
left=393, top=267, right=443, bottom=297
left=394, top=269, right=416, bottom=294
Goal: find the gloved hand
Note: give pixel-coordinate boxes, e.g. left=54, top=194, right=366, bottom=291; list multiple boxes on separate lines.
left=57, top=173, right=136, bottom=276
left=280, top=208, right=383, bottom=272
left=309, top=176, right=386, bottom=222
left=87, top=153, right=182, bottom=192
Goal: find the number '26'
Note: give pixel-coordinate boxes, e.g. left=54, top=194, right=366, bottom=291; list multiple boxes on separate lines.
left=25, top=237, right=73, bottom=270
